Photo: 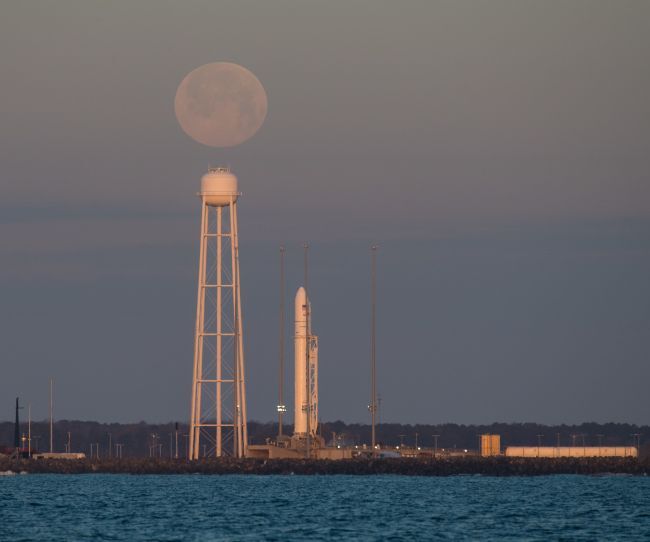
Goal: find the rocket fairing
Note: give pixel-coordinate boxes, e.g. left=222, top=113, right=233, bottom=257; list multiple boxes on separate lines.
left=294, top=287, right=318, bottom=437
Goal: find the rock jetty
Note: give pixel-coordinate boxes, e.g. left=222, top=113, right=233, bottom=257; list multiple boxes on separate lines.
left=1, top=456, right=648, bottom=476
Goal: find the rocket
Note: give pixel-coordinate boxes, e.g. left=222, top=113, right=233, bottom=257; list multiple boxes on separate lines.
left=294, top=287, right=318, bottom=437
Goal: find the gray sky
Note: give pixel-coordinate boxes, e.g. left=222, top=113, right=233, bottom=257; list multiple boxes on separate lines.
left=1, top=1, right=649, bottom=424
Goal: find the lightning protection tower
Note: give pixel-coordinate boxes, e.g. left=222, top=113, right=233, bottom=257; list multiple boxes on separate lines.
left=189, top=167, right=248, bottom=459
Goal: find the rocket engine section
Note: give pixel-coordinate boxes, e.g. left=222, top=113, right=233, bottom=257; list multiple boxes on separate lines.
left=294, top=287, right=318, bottom=438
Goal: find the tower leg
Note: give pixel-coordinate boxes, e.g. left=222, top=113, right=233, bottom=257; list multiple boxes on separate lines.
left=233, top=201, right=248, bottom=457
left=216, top=206, right=222, bottom=457
left=190, top=202, right=208, bottom=460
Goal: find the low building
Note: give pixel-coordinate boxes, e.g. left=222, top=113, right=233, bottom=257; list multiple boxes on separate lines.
left=32, top=452, right=86, bottom=460
left=505, top=446, right=637, bottom=458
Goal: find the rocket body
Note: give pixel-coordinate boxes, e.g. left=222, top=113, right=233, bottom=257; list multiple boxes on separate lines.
left=294, top=286, right=319, bottom=438
left=294, top=287, right=309, bottom=435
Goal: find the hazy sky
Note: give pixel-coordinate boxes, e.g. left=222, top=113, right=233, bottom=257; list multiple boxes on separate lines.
left=1, top=1, right=649, bottom=425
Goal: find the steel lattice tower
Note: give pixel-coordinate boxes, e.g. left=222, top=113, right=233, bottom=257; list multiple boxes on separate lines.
left=189, top=167, right=247, bottom=459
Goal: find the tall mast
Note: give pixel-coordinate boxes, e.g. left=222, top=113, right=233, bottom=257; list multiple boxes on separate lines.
left=278, top=245, right=286, bottom=436
left=49, top=378, right=54, bottom=453
left=371, top=245, right=378, bottom=454
left=304, top=242, right=310, bottom=458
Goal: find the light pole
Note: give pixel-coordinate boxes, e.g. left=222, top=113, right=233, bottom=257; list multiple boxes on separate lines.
left=90, top=443, right=100, bottom=459
left=27, top=403, right=31, bottom=458
left=175, top=423, right=179, bottom=459
left=278, top=245, right=286, bottom=437
left=432, top=435, right=440, bottom=458
left=49, top=378, right=54, bottom=453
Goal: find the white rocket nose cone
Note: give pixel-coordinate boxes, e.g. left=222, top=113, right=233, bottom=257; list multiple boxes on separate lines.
left=295, top=287, right=307, bottom=319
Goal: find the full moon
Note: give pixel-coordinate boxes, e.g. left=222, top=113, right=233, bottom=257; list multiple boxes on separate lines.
left=174, top=62, right=268, bottom=148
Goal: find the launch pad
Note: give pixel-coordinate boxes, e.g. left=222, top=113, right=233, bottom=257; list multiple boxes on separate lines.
left=248, top=286, right=352, bottom=460
left=247, top=438, right=352, bottom=460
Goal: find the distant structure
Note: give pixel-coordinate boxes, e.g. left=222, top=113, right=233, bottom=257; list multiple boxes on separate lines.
left=189, top=167, right=248, bottom=459
left=505, top=446, right=637, bottom=458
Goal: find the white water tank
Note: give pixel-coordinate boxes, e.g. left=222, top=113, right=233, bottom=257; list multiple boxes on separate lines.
left=200, top=167, right=239, bottom=207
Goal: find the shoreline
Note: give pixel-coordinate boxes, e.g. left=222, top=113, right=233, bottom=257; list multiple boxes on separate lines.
left=2, top=456, right=648, bottom=476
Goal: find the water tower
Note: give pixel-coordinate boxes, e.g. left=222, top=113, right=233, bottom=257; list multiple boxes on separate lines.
left=189, top=167, right=248, bottom=459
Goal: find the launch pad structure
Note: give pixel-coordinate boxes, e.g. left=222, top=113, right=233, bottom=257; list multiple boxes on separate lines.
left=189, top=167, right=247, bottom=459
left=248, top=286, right=352, bottom=460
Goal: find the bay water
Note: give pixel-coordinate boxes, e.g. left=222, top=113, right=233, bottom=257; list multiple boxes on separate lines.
left=1, top=474, right=648, bottom=540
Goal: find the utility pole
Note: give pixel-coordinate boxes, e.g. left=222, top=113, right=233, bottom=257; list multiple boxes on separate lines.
left=370, top=244, right=378, bottom=455
left=49, top=378, right=54, bottom=453
left=14, top=397, right=21, bottom=450
left=90, top=443, right=100, bottom=459
left=175, top=423, right=179, bottom=459
left=432, top=435, right=440, bottom=458
left=304, top=242, right=311, bottom=459
left=28, top=403, right=31, bottom=458
left=108, top=433, right=112, bottom=459
left=415, top=432, right=419, bottom=450
left=278, top=245, right=286, bottom=437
